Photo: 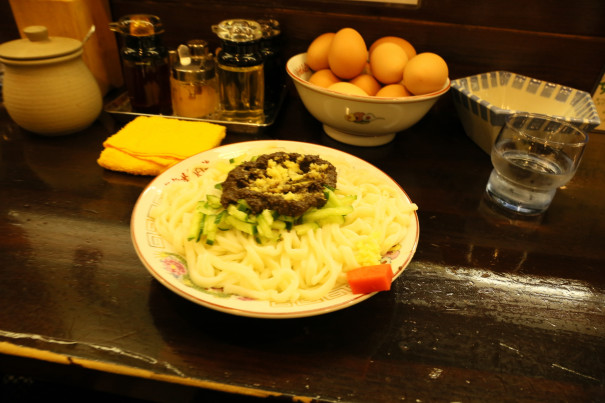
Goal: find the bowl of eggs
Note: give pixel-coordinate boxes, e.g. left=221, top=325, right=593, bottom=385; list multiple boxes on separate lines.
left=286, top=28, right=450, bottom=146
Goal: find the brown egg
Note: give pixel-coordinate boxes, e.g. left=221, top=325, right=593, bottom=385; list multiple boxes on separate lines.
left=328, top=28, right=368, bottom=80
left=403, top=52, right=448, bottom=95
left=369, top=42, right=408, bottom=85
left=375, top=84, right=412, bottom=98
left=369, top=36, right=417, bottom=60
left=350, top=74, right=381, bottom=96
left=306, top=32, right=335, bottom=71
left=327, top=82, right=369, bottom=97
left=309, top=69, right=341, bottom=88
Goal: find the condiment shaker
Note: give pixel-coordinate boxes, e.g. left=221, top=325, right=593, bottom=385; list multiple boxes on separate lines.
left=170, top=43, right=218, bottom=119
left=212, top=19, right=265, bottom=124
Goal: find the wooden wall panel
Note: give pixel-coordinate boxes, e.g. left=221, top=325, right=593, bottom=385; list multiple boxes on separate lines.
left=106, top=0, right=605, bottom=92
left=2, top=0, right=604, bottom=93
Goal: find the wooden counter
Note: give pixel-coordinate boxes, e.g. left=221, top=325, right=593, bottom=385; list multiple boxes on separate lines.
left=0, top=88, right=603, bottom=402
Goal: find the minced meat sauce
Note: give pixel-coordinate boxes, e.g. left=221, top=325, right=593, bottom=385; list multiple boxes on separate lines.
left=220, top=152, right=337, bottom=217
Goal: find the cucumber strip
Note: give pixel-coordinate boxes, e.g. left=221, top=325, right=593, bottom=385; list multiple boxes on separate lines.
left=203, top=214, right=219, bottom=245
left=236, top=199, right=252, bottom=212
left=216, top=211, right=231, bottom=231
left=294, top=222, right=319, bottom=236
left=260, top=209, right=274, bottom=226
left=302, top=205, right=353, bottom=223
left=226, top=215, right=257, bottom=235
left=277, top=214, right=296, bottom=223
left=257, top=215, right=274, bottom=241
left=271, top=220, right=287, bottom=230
left=197, top=202, right=221, bottom=216
left=323, top=188, right=338, bottom=208
left=227, top=204, right=250, bottom=222
left=187, top=210, right=205, bottom=241
left=205, top=194, right=222, bottom=209
left=324, top=188, right=356, bottom=208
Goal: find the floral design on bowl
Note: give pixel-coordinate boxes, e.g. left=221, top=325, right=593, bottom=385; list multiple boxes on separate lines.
left=345, top=111, right=385, bottom=124
left=159, top=252, right=257, bottom=300
left=159, top=252, right=187, bottom=278
left=381, top=244, right=402, bottom=264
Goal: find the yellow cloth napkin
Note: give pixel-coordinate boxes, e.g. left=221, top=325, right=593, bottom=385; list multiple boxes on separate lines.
left=98, top=116, right=226, bottom=176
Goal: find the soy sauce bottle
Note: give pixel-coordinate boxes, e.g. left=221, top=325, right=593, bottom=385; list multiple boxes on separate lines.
left=110, top=14, right=172, bottom=115
left=258, top=19, right=284, bottom=112
left=212, top=19, right=264, bottom=124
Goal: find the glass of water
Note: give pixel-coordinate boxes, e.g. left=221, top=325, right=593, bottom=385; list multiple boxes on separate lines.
left=485, top=112, right=588, bottom=215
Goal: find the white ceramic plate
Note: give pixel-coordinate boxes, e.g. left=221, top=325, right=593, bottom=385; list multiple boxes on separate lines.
left=131, top=140, right=419, bottom=318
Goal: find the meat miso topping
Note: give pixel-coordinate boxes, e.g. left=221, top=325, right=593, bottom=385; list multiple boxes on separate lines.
left=220, top=152, right=337, bottom=217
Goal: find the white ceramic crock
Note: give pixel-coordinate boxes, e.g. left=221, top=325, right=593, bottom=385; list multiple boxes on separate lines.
left=0, top=26, right=102, bottom=136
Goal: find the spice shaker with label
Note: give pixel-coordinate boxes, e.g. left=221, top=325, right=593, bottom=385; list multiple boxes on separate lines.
left=109, top=14, right=172, bottom=115
left=212, top=19, right=264, bottom=124
left=170, top=43, right=218, bottom=119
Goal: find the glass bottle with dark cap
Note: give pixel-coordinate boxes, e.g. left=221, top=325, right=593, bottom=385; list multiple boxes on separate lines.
left=258, top=19, right=284, bottom=112
left=110, top=14, right=172, bottom=115
left=212, top=19, right=264, bottom=124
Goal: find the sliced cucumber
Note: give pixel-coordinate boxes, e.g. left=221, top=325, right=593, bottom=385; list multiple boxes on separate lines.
left=293, top=222, right=319, bottom=236
left=257, top=211, right=278, bottom=242
left=215, top=210, right=231, bottom=231
left=271, top=220, right=287, bottom=230
left=187, top=210, right=205, bottom=241
left=226, top=215, right=257, bottom=236
left=301, top=205, right=353, bottom=223
left=236, top=199, right=252, bottom=212
left=227, top=204, right=251, bottom=223
left=187, top=185, right=355, bottom=244
left=205, top=194, right=222, bottom=209
left=203, top=213, right=219, bottom=245
left=324, top=188, right=357, bottom=208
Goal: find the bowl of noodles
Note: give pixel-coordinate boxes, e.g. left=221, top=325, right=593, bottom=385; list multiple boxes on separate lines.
left=131, top=140, right=419, bottom=318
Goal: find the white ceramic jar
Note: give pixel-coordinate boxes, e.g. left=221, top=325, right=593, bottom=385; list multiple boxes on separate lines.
left=0, top=26, right=102, bottom=136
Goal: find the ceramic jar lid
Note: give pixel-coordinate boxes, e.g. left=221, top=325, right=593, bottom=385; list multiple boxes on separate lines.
left=0, top=26, right=82, bottom=61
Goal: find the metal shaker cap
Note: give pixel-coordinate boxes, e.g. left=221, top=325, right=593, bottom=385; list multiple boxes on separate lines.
left=186, top=39, right=210, bottom=60
left=171, top=44, right=215, bottom=82
left=212, top=19, right=262, bottom=42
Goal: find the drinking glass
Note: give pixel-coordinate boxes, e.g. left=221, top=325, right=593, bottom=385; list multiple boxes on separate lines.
left=484, top=112, right=588, bottom=215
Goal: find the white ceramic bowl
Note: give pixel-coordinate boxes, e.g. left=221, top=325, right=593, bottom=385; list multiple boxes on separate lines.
left=451, top=71, right=601, bottom=154
left=286, top=53, right=450, bottom=146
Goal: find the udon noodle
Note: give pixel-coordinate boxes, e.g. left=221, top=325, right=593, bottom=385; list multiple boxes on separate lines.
left=151, top=152, right=417, bottom=302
